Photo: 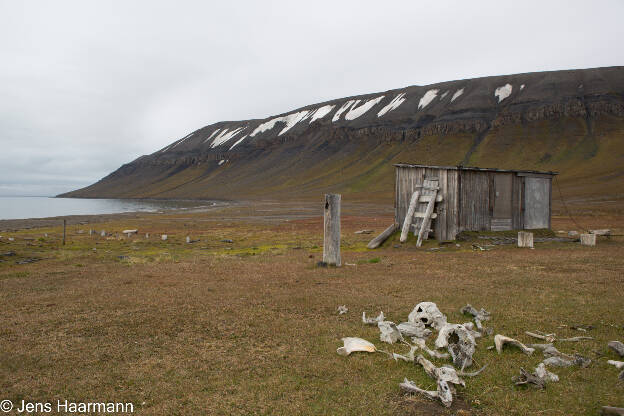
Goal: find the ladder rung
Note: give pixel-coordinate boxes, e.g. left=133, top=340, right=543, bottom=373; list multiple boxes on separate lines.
left=419, top=194, right=443, bottom=203
left=414, top=212, right=437, bottom=219
left=414, top=185, right=440, bottom=191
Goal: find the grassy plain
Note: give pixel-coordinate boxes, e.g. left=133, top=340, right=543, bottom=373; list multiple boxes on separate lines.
left=0, top=201, right=623, bottom=415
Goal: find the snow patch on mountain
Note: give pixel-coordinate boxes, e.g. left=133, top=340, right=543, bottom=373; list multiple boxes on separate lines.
left=451, top=88, right=464, bottom=102
left=495, top=83, right=513, bottom=102
left=309, top=105, right=336, bottom=123
left=377, top=93, right=407, bottom=117
left=418, top=89, right=439, bottom=109
left=332, top=100, right=358, bottom=122
left=345, top=96, right=384, bottom=120
left=250, top=110, right=311, bottom=137
left=210, top=127, right=245, bottom=148
left=229, top=135, right=248, bottom=150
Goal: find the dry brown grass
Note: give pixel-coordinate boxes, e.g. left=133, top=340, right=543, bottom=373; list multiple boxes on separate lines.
left=0, top=202, right=623, bottom=415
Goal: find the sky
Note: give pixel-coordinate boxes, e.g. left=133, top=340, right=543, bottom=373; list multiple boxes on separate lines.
left=1, top=0, right=623, bottom=196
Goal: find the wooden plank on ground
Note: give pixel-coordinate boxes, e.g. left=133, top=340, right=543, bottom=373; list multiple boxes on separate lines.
left=400, top=191, right=421, bottom=242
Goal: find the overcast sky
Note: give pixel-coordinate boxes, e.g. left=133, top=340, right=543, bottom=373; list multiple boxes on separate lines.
left=1, top=0, right=623, bottom=196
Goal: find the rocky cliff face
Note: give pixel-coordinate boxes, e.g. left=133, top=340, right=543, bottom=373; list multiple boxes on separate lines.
left=61, top=66, right=624, bottom=202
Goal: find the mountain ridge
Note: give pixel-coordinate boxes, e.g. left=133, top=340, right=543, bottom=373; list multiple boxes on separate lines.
left=60, top=66, right=624, bottom=203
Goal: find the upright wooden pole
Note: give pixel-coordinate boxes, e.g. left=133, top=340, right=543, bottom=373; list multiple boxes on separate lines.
left=62, top=219, right=66, bottom=246
left=323, top=194, right=341, bottom=266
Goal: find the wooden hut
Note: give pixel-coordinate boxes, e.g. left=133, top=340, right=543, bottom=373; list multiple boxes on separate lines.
left=394, top=164, right=557, bottom=241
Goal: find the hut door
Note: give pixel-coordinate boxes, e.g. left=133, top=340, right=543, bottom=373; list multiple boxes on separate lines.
left=524, top=177, right=550, bottom=229
left=491, top=174, right=513, bottom=230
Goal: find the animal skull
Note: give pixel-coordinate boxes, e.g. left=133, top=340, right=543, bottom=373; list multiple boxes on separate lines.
left=408, top=302, right=448, bottom=330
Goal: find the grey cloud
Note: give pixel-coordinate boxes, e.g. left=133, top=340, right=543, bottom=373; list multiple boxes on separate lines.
left=1, top=0, right=623, bottom=195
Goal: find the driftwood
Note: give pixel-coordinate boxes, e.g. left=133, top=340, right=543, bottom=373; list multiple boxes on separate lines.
left=608, top=341, right=624, bottom=357
left=400, top=191, right=421, bottom=242
left=336, top=337, right=376, bottom=356
left=602, top=407, right=624, bottom=416
left=367, top=223, right=398, bottom=249
left=494, top=335, right=535, bottom=355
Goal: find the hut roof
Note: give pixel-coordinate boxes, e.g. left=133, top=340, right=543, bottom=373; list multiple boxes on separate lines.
left=393, top=163, right=558, bottom=176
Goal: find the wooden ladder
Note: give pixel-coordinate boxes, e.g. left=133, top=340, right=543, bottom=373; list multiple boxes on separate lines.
left=400, top=178, right=442, bottom=247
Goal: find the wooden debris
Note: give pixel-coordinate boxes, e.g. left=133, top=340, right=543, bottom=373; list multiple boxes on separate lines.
left=580, top=233, right=596, bottom=246
left=608, top=341, right=624, bottom=357
left=517, top=231, right=534, bottom=248
left=494, top=335, right=535, bottom=355
left=367, top=223, right=398, bottom=249
left=590, top=229, right=611, bottom=236
left=354, top=230, right=373, bottom=234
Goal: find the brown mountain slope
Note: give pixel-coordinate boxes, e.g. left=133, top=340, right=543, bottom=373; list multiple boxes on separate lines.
left=60, top=67, right=624, bottom=205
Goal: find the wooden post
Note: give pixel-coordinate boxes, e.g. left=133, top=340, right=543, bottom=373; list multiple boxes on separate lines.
left=580, top=233, right=596, bottom=246
left=518, top=231, right=533, bottom=248
left=323, top=194, right=341, bottom=266
left=62, top=219, right=66, bottom=246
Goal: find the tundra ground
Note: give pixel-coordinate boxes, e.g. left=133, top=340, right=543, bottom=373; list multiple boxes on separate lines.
left=0, top=201, right=623, bottom=415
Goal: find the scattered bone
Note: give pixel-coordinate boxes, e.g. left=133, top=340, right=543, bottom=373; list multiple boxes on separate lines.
left=601, top=406, right=624, bottom=416
left=397, top=321, right=431, bottom=339
left=543, top=345, right=573, bottom=360
left=534, top=363, right=559, bottom=382
left=460, top=304, right=491, bottom=331
left=362, top=311, right=384, bottom=325
left=400, top=378, right=453, bottom=408
left=354, top=230, right=373, bottom=234
left=416, top=355, right=466, bottom=387
left=543, top=356, right=574, bottom=367
left=436, top=324, right=477, bottom=368
left=608, top=360, right=624, bottom=370
left=608, top=341, right=624, bottom=357
left=336, top=337, right=376, bottom=356
left=378, top=321, right=404, bottom=344
left=528, top=343, right=554, bottom=351
left=412, top=337, right=450, bottom=359
left=513, top=368, right=546, bottom=389
left=559, top=336, right=593, bottom=342
left=525, top=331, right=556, bottom=343
left=457, top=364, right=489, bottom=377
left=408, top=302, right=448, bottom=330
left=494, top=335, right=535, bottom=355
left=337, top=305, right=348, bottom=315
